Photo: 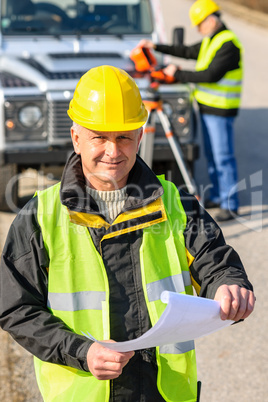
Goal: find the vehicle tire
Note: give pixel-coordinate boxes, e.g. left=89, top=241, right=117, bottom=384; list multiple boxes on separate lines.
left=0, top=164, right=18, bottom=212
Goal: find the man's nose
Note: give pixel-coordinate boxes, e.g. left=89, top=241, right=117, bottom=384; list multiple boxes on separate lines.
left=105, top=140, right=121, bottom=158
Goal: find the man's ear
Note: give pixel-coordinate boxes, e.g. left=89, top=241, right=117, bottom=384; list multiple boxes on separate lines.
left=71, top=127, right=81, bottom=155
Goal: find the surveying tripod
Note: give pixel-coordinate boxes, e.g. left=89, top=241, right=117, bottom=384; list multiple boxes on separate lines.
left=139, top=88, right=198, bottom=196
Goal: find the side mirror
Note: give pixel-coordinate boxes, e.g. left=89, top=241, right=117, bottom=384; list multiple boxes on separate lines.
left=173, top=27, right=184, bottom=46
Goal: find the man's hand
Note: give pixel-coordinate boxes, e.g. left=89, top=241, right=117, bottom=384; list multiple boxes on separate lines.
left=87, top=341, right=134, bottom=380
left=162, top=64, right=179, bottom=77
left=137, top=39, right=155, bottom=48
left=214, top=284, right=255, bottom=321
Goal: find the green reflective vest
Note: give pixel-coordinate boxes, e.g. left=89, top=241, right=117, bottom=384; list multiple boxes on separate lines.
left=34, top=176, right=197, bottom=402
left=194, top=30, right=243, bottom=110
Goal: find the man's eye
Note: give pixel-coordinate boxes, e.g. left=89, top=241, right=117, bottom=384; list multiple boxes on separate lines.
left=118, top=136, right=131, bottom=140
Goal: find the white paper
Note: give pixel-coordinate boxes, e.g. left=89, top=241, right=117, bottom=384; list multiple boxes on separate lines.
left=82, top=292, right=233, bottom=352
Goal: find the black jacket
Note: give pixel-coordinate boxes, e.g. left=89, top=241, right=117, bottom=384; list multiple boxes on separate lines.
left=0, top=153, right=253, bottom=401
left=155, top=24, right=242, bottom=117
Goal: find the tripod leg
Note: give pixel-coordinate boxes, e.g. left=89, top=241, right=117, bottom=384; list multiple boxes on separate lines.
left=157, top=109, right=198, bottom=195
left=139, top=110, right=156, bottom=168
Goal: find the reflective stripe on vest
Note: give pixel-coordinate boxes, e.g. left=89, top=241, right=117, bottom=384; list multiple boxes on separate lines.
left=47, top=291, right=106, bottom=311
left=160, top=341, right=195, bottom=354
left=194, top=30, right=243, bottom=109
left=35, top=178, right=197, bottom=402
left=147, top=272, right=191, bottom=302
left=47, top=272, right=191, bottom=310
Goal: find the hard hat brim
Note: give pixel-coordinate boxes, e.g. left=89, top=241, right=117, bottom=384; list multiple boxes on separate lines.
left=67, top=107, right=148, bottom=132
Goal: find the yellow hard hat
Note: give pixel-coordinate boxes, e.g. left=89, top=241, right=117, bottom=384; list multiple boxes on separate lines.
left=68, top=65, right=148, bottom=132
left=189, top=0, right=220, bottom=26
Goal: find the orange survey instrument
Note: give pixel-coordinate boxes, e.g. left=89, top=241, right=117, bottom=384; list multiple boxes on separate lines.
left=130, top=45, right=175, bottom=85
left=130, top=46, right=157, bottom=72
left=150, top=69, right=176, bottom=84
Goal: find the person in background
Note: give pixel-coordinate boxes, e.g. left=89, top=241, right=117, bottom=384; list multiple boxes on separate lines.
left=139, top=0, right=243, bottom=222
left=0, top=65, right=254, bottom=402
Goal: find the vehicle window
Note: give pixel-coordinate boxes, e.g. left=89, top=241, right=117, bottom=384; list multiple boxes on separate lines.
left=1, top=0, right=153, bottom=35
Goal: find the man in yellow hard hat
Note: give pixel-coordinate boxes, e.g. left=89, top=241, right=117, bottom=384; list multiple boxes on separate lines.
left=0, top=65, right=254, bottom=402
left=139, top=0, right=243, bottom=222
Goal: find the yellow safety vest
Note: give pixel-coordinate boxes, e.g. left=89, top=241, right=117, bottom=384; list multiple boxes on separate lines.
left=194, top=30, right=243, bottom=109
left=34, top=176, right=197, bottom=402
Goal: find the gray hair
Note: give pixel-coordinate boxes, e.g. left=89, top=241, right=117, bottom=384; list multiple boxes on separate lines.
left=71, top=121, right=83, bottom=134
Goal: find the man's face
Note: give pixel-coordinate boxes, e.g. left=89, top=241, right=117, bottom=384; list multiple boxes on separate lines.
left=71, top=126, right=143, bottom=190
left=197, top=15, right=215, bottom=36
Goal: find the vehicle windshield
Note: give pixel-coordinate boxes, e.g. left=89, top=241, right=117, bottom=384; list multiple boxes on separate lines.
left=1, top=0, right=153, bottom=36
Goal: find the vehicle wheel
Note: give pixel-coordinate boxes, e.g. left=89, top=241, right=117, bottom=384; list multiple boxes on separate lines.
left=0, top=164, right=18, bottom=212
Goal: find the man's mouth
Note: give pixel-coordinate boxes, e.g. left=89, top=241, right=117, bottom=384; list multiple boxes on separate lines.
left=100, top=160, right=123, bottom=166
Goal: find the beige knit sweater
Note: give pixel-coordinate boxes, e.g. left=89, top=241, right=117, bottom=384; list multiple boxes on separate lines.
left=86, top=186, right=127, bottom=223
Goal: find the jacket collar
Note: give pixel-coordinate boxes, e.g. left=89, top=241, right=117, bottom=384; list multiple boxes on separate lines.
left=210, top=23, right=228, bottom=40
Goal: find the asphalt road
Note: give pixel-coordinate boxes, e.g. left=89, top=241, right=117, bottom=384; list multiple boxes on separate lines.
left=0, top=1, right=268, bottom=401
